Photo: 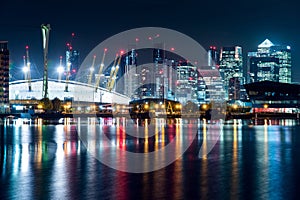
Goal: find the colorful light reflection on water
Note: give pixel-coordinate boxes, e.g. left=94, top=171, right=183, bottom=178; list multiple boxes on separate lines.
left=1, top=118, right=300, bottom=199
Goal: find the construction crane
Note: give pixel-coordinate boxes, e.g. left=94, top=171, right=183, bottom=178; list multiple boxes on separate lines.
left=107, top=51, right=123, bottom=91
left=95, top=48, right=107, bottom=92
left=87, top=55, right=96, bottom=85
left=25, top=45, right=32, bottom=91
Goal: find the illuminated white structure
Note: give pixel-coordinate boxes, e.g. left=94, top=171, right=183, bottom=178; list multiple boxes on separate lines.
left=9, top=79, right=130, bottom=104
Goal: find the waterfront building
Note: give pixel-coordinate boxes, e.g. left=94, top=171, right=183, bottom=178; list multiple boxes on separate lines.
left=219, top=46, right=243, bottom=100
left=0, top=41, right=9, bottom=113
left=244, top=81, right=300, bottom=113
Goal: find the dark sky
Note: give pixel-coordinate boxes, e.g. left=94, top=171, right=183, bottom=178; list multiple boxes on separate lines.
left=1, top=0, right=300, bottom=81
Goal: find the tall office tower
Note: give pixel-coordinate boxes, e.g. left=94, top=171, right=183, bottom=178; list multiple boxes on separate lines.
left=247, top=52, right=258, bottom=83
left=198, top=66, right=225, bottom=103
left=248, top=39, right=291, bottom=83
left=176, top=63, right=198, bottom=104
left=207, top=46, right=219, bottom=66
left=248, top=56, right=279, bottom=82
left=270, top=45, right=291, bottom=83
left=153, top=43, right=164, bottom=64
left=219, top=46, right=243, bottom=100
left=0, top=41, right=9, bottom=113
left=66, top=49, right=80, bottom=80
left=124, top=48, right=139, bottom=99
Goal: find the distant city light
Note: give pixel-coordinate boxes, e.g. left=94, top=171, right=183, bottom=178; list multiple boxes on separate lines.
left=22, top=66, right=28, bottom=73
left=57, top=66, right=64, bottom=74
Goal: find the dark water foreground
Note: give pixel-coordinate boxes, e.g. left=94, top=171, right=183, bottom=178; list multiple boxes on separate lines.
left=1, top=118, right=300, bottom=199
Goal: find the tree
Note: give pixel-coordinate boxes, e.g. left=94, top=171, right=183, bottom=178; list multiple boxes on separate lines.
left=39, top=98, right=53, bottom=112
left=52, top=97, right=62, bottom=112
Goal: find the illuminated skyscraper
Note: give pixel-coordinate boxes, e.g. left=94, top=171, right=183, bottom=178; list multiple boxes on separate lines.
left=176, top=63, right=198, bottom=104
left=124, top=48, right=139, bottom=99
left=198, top=66, right=225, bottom=103
left=0, top=41, right=9, bottom=113
left=66, top=49, right=80, bottom=80
left=248, top=39, right=291, bottom=83
left=207, top=46, right=219, bottom=66
left=271, top=45, right=292, bottom=83
left=219, top=46, right=243, bottom=100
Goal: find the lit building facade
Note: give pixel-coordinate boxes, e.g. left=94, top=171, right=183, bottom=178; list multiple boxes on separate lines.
left=271, top=45, right=292, bottom=83
left=219, top=46, right=243, bottom=100
left=248, top=56, right=279, bottom=82
left=198, top=66, right=225, bottom=103
left=244, top=81, right=300, bottom=113
left=248, top=39, right=291, bottom=83
left=0, top=41, right=10, bottom=113
left=176, top=64, right=198, bottom=104
left=66, top=49, right=80, bottom=80
left=207, top=46, right=219, bottom=66
left=124, top=48, right=139, bottom=99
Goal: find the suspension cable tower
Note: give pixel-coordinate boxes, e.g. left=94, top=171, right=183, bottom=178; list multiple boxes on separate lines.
left=106, top=53, right=118, bottom=91
left=88, top=55, right=96, bottom=85
left=107, top=51, right=123, bottom=91
left=95, top=48, right=107, bottom=92
left=41, top=24, right=51, bottom=99
left=25, top=45, right=32, bottom=91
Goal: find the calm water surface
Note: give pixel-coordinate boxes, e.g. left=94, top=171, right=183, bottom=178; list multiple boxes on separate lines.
left=1, top=118, right=300, bottom=199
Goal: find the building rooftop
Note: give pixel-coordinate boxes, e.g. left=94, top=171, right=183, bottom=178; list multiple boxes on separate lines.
left=258, top=39, right=274, bottom=48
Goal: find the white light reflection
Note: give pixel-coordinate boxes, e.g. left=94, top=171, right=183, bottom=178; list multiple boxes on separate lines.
left=198, top=120, right=223, bottom=159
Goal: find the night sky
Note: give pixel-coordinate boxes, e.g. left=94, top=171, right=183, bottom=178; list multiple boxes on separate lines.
left=1, top=0, right=300, bottom=81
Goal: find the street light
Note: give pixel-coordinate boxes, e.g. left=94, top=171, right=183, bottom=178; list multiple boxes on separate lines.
left=57, top=66, right=64, bottom=82
left=23, top=66, right=28, bottom=80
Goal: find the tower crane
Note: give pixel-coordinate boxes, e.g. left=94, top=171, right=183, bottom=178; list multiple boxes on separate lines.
left=25, top=45, right=32, bottom=91
left=87, top=55, right=96, bottom=85
left=95, top=48, right=107, bottom=92
left=107, top=51, right=123, bottom=91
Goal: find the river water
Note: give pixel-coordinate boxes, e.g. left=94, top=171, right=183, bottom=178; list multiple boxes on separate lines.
left=1, top=118, right=300, bottom=199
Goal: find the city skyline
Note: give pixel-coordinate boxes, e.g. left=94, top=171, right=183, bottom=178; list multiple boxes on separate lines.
left=1, top=0, right=299, bottom=82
